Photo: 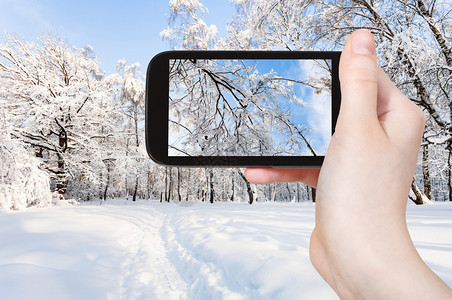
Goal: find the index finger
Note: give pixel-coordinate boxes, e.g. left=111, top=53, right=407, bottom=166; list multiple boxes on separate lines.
left=244, top=168, right=320, bottom=188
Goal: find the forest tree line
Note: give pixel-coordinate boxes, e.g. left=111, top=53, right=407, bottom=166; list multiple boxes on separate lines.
left=0, top=0, right=450, bottom=209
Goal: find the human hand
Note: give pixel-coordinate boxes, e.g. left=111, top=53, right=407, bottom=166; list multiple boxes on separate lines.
left=245, top=30, right=452, bottom=299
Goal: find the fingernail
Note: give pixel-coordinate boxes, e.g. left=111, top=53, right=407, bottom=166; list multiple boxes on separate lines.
left=351, top=31, right=375, bottom=56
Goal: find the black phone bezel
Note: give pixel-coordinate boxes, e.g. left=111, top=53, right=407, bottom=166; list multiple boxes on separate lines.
left=146, top=50, right=341, bottom=167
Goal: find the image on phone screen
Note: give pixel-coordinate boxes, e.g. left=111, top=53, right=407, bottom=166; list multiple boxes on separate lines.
left=168, top=58, right=332, bottom=157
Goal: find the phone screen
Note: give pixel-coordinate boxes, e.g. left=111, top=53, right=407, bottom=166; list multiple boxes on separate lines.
left=168, top=58, right=332, bottom=157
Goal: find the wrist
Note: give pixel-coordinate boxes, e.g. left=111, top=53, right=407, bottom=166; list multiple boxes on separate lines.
left=312, top=219, right=452, bottom=299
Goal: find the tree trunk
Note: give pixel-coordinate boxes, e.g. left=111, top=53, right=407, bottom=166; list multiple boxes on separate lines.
left=296, top=183, right=301, bottom=202
left=132, top=177, right=138, bottom=201
left=230, top=170, right=235, bottom=201
left=252, top=184, right=258, bottom=203
left=410, top=179, right=424, bottom=205
left=448, top=144, right=452, bottom=202
left=125, top=139, right=129, bottom=196
left=272, top=184, right=277, bottom=202
left=164, top=167, right=169, bottom=202
left=55, top=119, right=68, bottom=197
left=186, top=169, right=191, bottom=201
left=222, top=174, right=227, bottom=202
left=177, top=167, right=182, bottom=201
left=146, top=171, right=150, bottom=200
left=164, top=168, right=168, bottom=202
left=422, top=143, right=431, bottom=200
left=56, top=154, right=67, bottom=196
left=147, top=171, right=154, bottom=200
left=267, top=184, right=271, bottom=202
left=103, top=183, right=108, bottom=201
left=311, top=187, right=316, bottom=203
left=238, top=170, right=254, bottom=204
left=168, top=168, right=172, bottom=202
left=286, top=183, right=292, bottom=201
left=103, top=171, right=109, bottom=201
left=132, top=105, right=140, bottom=202
left=209, top=169, right=214, bottom=203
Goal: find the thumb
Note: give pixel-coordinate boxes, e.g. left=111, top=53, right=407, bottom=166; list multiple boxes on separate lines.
left=337, top=30, right=380, bottom=135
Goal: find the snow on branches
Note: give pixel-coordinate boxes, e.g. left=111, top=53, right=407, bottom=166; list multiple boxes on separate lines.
left=161, top=0, right=218, bottom=49
left=0, top=120, right=52, bottom=210
left=0, top=34, right=120, bottom=201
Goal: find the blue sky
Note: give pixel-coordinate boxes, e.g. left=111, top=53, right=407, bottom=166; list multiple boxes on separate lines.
left=229, top=59, right=332, bottom=155
left=0, top=0, right=235, bottom=75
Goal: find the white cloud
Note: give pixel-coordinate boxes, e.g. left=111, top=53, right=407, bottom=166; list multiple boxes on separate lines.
left=297, top=59, right=332, bottom=155
left=308, top=91, right=331, bottom=155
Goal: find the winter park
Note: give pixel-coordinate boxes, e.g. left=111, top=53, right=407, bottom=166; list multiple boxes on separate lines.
left=1, top=1, right=452, bottom=299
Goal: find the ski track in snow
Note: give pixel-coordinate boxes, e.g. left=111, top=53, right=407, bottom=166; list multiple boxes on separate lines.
left=161, top=203, right=334, bottom=299
left=100, top=206, right=188, bottom=300
left=162, top=207, right=246, bottom=299
left=0, top=200, right=451, bottom=299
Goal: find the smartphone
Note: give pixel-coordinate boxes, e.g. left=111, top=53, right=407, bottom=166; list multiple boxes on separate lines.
left=146, top=51, right=341, bottom=167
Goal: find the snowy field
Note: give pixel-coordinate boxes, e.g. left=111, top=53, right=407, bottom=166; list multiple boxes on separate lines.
left=0, top=200, right=451, bottom=300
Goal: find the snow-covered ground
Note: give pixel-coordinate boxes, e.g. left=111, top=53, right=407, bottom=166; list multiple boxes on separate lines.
left=0, top=200, right=451, bottom=300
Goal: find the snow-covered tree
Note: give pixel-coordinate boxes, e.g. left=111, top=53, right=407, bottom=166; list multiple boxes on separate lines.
left=161, top=0, right=218, bottom=50
left=111, top=60, right=147, bottom=201
left=0, top=118, right=52, bottom=210
left=221, top=0, right=451, bottom=203
left=0, top=34, right=119, bottom=199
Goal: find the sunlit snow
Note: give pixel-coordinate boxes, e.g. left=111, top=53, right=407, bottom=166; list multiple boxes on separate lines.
left=0, top=201, right=451, bottom=299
